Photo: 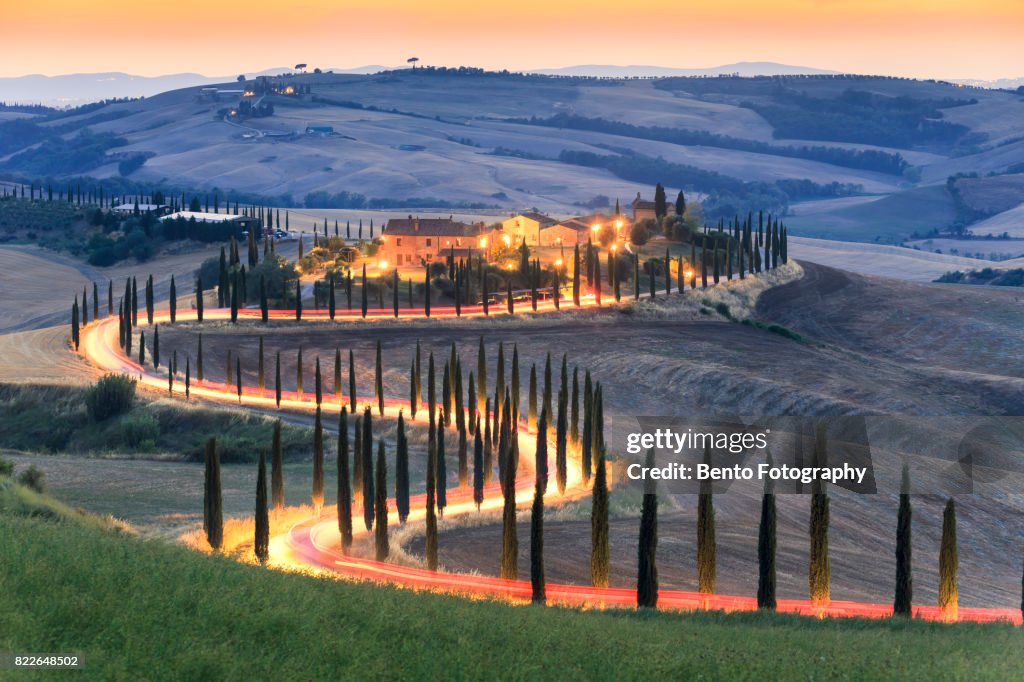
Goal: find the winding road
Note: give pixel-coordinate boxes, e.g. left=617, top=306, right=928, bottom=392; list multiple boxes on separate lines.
left=75, top=281, right=1023, bottom=625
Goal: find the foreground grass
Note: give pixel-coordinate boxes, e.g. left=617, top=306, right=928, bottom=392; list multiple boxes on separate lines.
left=1, top=486, right=1020, bottom=680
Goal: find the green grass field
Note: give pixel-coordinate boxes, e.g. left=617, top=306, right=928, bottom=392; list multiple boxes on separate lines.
left=1, top=479, right=1020, bottom=681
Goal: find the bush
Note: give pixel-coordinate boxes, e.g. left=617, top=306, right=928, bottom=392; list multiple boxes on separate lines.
left=85, top=374, right=137, bottom=422
left=118, top=413, right=160, bottom=449
left=630, top=221, right=652, bottom=246
left=0, top=456, right=13, bottom=478
left=16, top=465, right=46, bottom=493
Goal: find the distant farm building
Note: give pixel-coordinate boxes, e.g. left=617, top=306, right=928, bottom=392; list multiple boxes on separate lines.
left=305, top=125, right=335, bottom=135
left=111, top=203, right=170, bottom=216
left=380, top=216, right=494, bottom=266
left=160, top=211, right=260, bottom=232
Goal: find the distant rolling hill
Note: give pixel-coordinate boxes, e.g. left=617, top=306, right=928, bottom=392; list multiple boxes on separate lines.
left=1, top=68, right=1023, bottom=241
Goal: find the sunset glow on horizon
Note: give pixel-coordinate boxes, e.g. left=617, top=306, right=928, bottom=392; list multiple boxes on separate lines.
left=1, top=0, right=1021, bottom=81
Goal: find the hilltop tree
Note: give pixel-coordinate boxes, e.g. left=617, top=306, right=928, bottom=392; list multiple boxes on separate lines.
left=396, top=412, right=410, bottom=523
left=203, top=438, right=223, bottom=551
left=374, top=439, right=389, bottom=560
left=698, top=444, right=716, bottom=595
left=939, top=499, right=958, bottom=620
left=254, top=449, right=269, bottom=564
left=757, top=453, right=777, bottom=610
left=337, top=407, right=352, bottom=551
left=894, top=463, right=913, bottom=617
left=654, top=183, right=667, bottom=219
left=636, top=447, right=659, bottom=608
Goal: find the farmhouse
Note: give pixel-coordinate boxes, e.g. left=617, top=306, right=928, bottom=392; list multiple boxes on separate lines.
left=501, top=211, right=557, bottom=246
left=632, top=192, right=660, bottom=222
left=111, top=203, right=170, bottom=216
left=540, top=212, right=627, bottom=247
left=380, top=216, right=493, bottom=266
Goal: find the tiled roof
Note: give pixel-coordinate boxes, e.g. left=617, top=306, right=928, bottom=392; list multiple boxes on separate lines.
left=384, top=217, right=483, bottom=237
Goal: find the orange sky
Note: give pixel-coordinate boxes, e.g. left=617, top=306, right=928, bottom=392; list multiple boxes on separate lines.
left=1, top=0, right=1021, bottom=80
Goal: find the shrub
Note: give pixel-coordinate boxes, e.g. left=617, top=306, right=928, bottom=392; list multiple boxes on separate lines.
left=85, top=374, right=137, bottom=422
left=118, top=413, right=160, bottom=449
left=630, top=221, right=653, bottom=246
left=0, top=456, right=13, bottom=477
left=17, top=465, right=46, bottom=493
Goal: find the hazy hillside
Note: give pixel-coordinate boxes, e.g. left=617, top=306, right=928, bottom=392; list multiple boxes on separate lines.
left=2, top=69, right=1023, bottom=239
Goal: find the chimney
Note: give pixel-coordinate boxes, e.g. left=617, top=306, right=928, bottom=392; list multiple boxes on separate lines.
left=413, top=219, right=420, bottom=232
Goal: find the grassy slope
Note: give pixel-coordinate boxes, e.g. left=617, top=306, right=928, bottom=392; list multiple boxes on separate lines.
left=1, top=485, right=1020, bottom=680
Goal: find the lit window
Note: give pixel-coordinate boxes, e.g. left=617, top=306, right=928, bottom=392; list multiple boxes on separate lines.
left=396, top=238, right=402, bottom=246
left=426, top=238, right=432, bottom=246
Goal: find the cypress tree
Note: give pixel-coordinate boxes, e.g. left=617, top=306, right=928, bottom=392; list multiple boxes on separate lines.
left=649, top=260, right=656, bottom=298
left=570, top=367, right=580, bottom=446
left=633, top=252, right=641, bottom=301
left=295, top=279, right=302, bottom=321
left=467, top=372, right=476, bottom=434
left=809, top=421, right=831, bottom=607
left=637, top=447, right=658, bottom=608
left=458, top=422, right=469, bottom=488
left=334, top=348, right=342, bottom=401
left=131, top=277, right=138, bottom=326
left=145, top=275, right=154, bottom=324
left=591, top=446, right=610, bottom=587
left=275, top=351, right=282, bottom=407
left=361, top=264, right=368, bottom=318
left=362, top=408, right=374, bottom=531
left=528, top=364, right=538, bottom=432
left=257, top=336, right=265, bottom=394
left=346, top=272, right=353, bottom=310
left=311, top=407, right=324, bottom=515
left=336, top=407, right=352, bottom=550
left=572, top=244, right=581, bottom=306
left=230, top=272, right=239, bottom=322
left=454, top=358, right=465, bottom=434
left=203, top=438, right=223, bottom=551
left=71, top=298, right=80, bottom=350
left=196, top=333, right=203, bottom=381
left=152, top=325, right=160, bottom=369
left=396, top=412, right=410, bottom=523
left=511, top=345, right=521, bottom=419
left=500, top=423, right=518, bottom=580
left=374, top=439, right=389, bottom=560
left=436, top=422, right=448, bottom=516
left=185, top=355, right=191, bottom=400
left=108, top=280, right=113, bottom=317
left=409, top=360, right=418, bottom=419
left=483, top=399, right=494, bottom=484
left=757, top=454, right=777, bottom=610
left=495, top=343, right=505, bottom=417
left=582, top=370, right=592, bottom=483
left=531, top=452, right=546, bottom=604
left=393, top=269, right=399, bottom=318
left=697, top=443, right=717, bottom=595
left=542, top=353, right=552, bottom=436
left=349, top=349, right=357, bottom=412
left=423, top=264, right=431, bottom=317
left=169, top=275, right=177, bottom=323
left=425, top=430, right=439, bottom=570
left=196, top=276, right=204, bottom=322
left=313, top=356, right=322, bottom=406
left=938, top=499, right=958, bottom=620
left=236, top=357, right=242, bottom=402
left=476, top=336, right=487, bottom=414
left=138, top=331, right=146, bottom=365
left=442, top=362, right=451, bottom=426
left=473, top=417, right=484, bottom=510
left=270, top=420, right=284, bottom=513
left=254, top=449, right=269, bottom=564
left=296, top=347, right=303, bottom=398
left=93, top=281, right=99, bottom=322
left=328, top=272, right=336, bottom=321
left=260, top=276, right=268, bottom=323
left=894, top=463, right=913, bottom=617
left=353, top=415, right=364, bottom=505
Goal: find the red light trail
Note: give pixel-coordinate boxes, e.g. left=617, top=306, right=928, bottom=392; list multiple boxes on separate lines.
left=76, top=303, right=1022, bottom=626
